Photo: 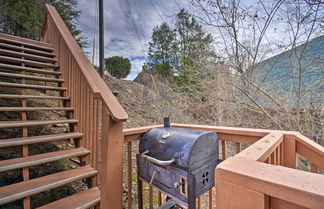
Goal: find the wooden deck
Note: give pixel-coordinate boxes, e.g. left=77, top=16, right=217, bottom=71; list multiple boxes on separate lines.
left=123, top=124, right=324, bottom=209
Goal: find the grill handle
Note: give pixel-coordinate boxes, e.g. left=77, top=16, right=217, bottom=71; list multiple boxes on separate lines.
left=141, top=150, right=175, bottom=166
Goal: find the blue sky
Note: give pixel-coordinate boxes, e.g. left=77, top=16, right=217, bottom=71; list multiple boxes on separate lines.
left=76, top=1, right=323, bottom=80
left=77, top=0, right=189, bottom=80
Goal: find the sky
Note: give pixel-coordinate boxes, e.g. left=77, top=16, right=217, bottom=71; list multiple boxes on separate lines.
left=76, top=0, right=323, bottom=81
left=77, top=0, right=190, bottom=80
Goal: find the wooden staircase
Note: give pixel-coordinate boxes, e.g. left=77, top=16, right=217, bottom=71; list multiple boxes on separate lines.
left=0, top=34, right=100, bottom=208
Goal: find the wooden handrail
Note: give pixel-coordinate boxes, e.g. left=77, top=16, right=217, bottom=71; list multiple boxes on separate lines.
left=171, top=123, right=271, bottom=137
left=215, top=130, right=324, bottom=209
left=295, top=133, right=324, bottom=169
left=42, top=4, right=127, bottom=122
left=216, top=157, right=324, bottom=209
left=123, top=123, right=274, bottom=144
left=235, top=132, right=283, bottom=162
left=123, top=124, right=163, bottom=142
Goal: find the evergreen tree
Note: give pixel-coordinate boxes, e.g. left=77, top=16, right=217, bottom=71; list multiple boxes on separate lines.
left=148, top=22, right=178, bottom=78
left=0, top=0, right=87, bottom=47
left=175, top=9, right=215, bottom=73
left=147, top=9, right=218, bottom=96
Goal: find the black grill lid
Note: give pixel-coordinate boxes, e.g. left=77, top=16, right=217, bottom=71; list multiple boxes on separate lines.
left=140, top=127, right=218, bottom=171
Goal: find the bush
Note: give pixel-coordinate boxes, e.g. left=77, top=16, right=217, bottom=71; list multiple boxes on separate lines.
left=105, top=56, right=131, bottom=79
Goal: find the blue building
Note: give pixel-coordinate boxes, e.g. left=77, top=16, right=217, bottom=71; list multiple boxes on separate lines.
left=255, top=35, right=324, bottom=106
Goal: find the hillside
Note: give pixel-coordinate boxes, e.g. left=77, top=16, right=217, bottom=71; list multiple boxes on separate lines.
left=104, top=72, right=200, bottom=128
left=104, top=71, right=279, bottom=130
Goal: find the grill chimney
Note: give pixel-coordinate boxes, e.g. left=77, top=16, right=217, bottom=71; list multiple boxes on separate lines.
left=164, top=117, right=170, bottom=128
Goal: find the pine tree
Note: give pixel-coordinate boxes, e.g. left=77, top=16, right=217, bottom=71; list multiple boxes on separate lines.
left=146, top=9, right=218, bottom=97
left=148, top=22, right=178, bottom=78
left=175, top=9, right=215, bottom=74
left=0, top=0, right=87, bottom=47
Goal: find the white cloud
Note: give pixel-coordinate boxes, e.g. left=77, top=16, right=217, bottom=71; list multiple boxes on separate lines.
left=76, top=0, right=188, bottom=80
left=126, top=58, right=146, bottom=80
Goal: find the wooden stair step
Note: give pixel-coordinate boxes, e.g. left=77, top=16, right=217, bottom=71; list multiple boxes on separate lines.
left=0, top=35, right=54, bottom=51
left=0, top=94, right=69, bottom=100
left=0, top=132, right=84, bottom=148
left=0, top=49, right=58, bottom=63
left=0, top=55, right=59, bottom=69
left=0, top=119, right=78, bottom=129
left=0, top=82, right=67, bottom=91
left=37, top=187, right=100, bottom=209
left=0, top=71, right=64, bottom=82
left=0, top=165, right=97, bottom=205
left=0, top=63, right=61, bottom=75
left=0, top=42, right=56, bottom=57
left=0, top=107, right=73, bottom=112
left=0, top=147, right=90, bottom=172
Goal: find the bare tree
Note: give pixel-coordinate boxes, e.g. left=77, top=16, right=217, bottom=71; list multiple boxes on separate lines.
left=190, top=0, right=324, bottom=142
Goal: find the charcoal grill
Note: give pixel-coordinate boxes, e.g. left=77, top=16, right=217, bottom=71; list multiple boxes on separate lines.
left=137, top=119, right=220, bottom=209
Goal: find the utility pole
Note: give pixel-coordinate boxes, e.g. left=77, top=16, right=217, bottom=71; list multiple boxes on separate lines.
left=99, top=0, right=104, bottom=77
left=92, top=37, right=95, bottom=65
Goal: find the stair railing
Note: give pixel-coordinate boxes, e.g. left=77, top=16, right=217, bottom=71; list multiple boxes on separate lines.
left=41, top=4, right=128, bottom=209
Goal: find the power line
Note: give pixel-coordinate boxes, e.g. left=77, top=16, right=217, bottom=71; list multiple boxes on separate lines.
left=131, top=0, right=147, bottom=42
left=148, top=0, right=166, bottom=22
left=119, top=0, right=147, bottom=56
left=172, top=0, right=182, bottom=9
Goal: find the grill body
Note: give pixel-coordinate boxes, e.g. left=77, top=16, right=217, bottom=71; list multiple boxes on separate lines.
left=137, top=127, right=219, bottom=208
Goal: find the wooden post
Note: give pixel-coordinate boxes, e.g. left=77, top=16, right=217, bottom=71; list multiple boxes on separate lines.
left=283, top=134, right=296, bottom=168
left=100, top=108, right=124, bottom=209
left=216, top=178, right=270, bottom=209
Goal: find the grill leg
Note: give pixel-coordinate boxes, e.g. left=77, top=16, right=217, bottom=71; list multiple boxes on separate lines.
left=188, top=175, right=196, bottom=209
left=137, top=177, right=143, bottom=209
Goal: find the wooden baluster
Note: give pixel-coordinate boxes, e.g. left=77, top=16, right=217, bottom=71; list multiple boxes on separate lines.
left=267, top=154, right=271, bottom=164
left=280, top=143, right=284, bottom=166
left=222, top=140, right=227, bottom=160
left=311, top=163, right=318, bottom=173
left=127, top=142, right=133, bottom=209
left=88, top=93, right=94, bottom=167
left=197, top=197, right=202, bottom=209
left=271, top=152, right=275, bottom=165
left=273, top=149, right=277, bottom=165
left=149, top=186, right=153, bottom=209
left=277, top=147, right=280, bottom=165
left=236, top=142, right=241, bottom=154
left=158, top=191, right=162, bottom=206
left=209, top=189, right=213, bottom=209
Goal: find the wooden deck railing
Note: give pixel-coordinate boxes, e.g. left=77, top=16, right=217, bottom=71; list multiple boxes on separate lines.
left=40, top=4, right=128, bottom=209
left=123, top=124, right=324, bottom=209
left=123, top=124, right=267, bottom=208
